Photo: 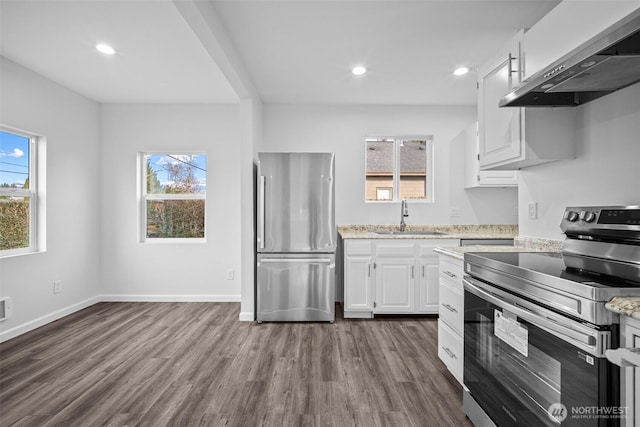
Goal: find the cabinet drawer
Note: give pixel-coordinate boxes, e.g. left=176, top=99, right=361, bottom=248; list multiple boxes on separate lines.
left=438, top=319, right=463, bottom=384
left=419, top=239, right=459, bottom=256
left=439, top=280, right=464, bottom=335
left=439, top=257, right=464, bottom=290
left=375, top=242, right=415, bottom=257
left=345, top=240, right=372, bottom=256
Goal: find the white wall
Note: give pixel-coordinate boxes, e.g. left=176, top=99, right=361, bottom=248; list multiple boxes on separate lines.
left=239, top=99, right=263, bottom=320
left=263, top=104, right=518, bottom=226
left=0, top=57, right=101, bottom=340
left=448, top=125, right=519, bottom=224
left=100, top=104, right=242, bottom=300
left=519, top=82, right=640, bottom=240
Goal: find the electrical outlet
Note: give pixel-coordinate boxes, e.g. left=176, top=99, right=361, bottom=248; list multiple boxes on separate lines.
left=514, top=206, right=519, bottom=216
left=450, top=207, right=461, bottom=218
left=528, top=202, right=538, bottom=220
left=226, top=269, right=235, bottom=280
left=53, top=280, right=62, bottom=294
left=0, top=297, right=12, bottom=321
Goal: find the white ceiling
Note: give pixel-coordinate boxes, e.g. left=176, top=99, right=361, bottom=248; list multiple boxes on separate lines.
left=0, top=0, right=239, bottom=103
left=0, top=0, right=561, bottom=105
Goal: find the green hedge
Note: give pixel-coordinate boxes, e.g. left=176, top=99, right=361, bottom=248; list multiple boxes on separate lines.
left=0, top=200, right=29, bottom=250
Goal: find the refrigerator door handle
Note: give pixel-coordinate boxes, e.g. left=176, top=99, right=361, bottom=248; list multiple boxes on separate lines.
left=258, top=175, right=265, bottom=249
left=259, top=258, right=333, bottom=264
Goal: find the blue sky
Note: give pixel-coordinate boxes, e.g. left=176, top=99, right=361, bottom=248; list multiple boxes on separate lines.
left=0, top=131, right=30, bottom=188
left=146, top=154, right=206, bottom=193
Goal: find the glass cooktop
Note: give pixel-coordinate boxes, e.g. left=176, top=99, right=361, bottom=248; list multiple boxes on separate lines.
left=465, top=251, right=640, bottom=290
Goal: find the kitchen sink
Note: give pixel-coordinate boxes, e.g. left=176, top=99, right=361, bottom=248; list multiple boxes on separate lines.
left=372, top=230, right=447, bottom=236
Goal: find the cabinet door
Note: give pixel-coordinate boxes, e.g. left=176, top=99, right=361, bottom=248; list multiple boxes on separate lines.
left=621, top=320, right=640, bottom=427
left=375, top=257, right=414, bottom=313
left=344, top=256, right=373, bottom=312
left=464, top=121, right=518, bottom=188
left=478, top=53, right=522, bottom=168
left=417, top=256, right=439, bottom=313
left=478, top=170, right=519, bottom=187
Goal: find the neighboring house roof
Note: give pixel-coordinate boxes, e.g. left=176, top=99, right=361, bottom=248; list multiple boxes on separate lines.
left=366, top=139, right=427, bottom=174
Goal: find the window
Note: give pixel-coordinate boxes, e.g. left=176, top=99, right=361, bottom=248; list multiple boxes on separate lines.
left=141, top=153, right=206, bottom=241
left=0, top=128, right=38, bottom=256
left=365, top=136, right=433, bottom=202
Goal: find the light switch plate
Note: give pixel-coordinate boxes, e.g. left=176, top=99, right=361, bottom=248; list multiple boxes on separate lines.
left=528, top=202, right=538, bottom=220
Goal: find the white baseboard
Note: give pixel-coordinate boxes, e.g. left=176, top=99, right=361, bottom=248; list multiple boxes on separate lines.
left=99, top=294, right=241, bottom=302
left=238, top=311, right=254, bottom=321
left=0, top=296, right=100, bottom=343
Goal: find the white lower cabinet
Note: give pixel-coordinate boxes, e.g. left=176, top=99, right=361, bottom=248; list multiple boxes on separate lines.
left=437, top=254, right=465, bottom=384
left=375, top=257, right=414, bottom=313
left=343, top=238, right=459, bottom=317
left=620, top=317, right=640, bottom=427
left=438, top=319, right=463, bottom=384
left=417, top=256, right=440, bottom=313
left=343, top=240, right=374, bottom=317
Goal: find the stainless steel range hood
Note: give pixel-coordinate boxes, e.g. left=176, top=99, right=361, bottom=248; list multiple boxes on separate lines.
left=500, top=8, right=640, bottom=107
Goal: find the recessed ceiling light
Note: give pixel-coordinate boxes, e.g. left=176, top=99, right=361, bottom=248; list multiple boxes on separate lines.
left=453, top=66, right=470, bottom=76
left=96, top=43, right=116, bottom=55
left=352, top=66, right=367, bottom=76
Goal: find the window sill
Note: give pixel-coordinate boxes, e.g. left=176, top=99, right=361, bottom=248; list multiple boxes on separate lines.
left=0, top=249, right=45, bottom=259
left=365, top=200, right=434, bottom=204
left=141, top=238, right=207, bottom=245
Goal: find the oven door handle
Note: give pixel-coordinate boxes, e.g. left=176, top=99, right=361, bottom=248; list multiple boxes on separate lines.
left=464, top=279, right=597, bottom=347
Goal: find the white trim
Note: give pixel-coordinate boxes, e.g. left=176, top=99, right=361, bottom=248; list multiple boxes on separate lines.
left=140, top=151, right=207, bottom=242
left=364, top=135, right=435, bottom=203
left=0, top=296, right=100, bottom=343
left=145, top=193, right=205, bottom=200
left=99, top=294, right=241, bottom=302
left=0, top=127, right=41, bottom=257
left=142, top=238, right=207, bottom=244
left=238, top=311, right=255, bottom=322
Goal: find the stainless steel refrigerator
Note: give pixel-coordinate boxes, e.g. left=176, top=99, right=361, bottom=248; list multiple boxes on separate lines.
left=256, top=152, right=336, bottom=322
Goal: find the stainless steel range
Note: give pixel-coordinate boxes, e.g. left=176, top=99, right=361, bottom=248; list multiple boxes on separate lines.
left=462, top=206, right=640, bottom=427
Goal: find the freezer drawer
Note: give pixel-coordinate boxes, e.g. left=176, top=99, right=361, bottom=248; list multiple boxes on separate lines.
left=257, top=254, right=335, bottom=322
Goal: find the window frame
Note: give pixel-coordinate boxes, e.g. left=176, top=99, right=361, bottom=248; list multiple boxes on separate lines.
left=365, top=135, right=434, bottom=203
left=0, top=127, right=39, bottom=257
left=139, top=152, right=207, bottom=244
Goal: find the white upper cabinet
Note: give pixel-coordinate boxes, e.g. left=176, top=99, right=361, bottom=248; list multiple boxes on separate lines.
left=478, top=30, right=576, bottom=170
left=462, top=122, right=518, bottom=188
left=478, top=32, right=523, bottom=169
left=523, top=1, right=640, bottom=80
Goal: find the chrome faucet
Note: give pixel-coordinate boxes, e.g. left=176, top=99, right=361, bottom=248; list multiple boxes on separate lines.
left=400, top=199, right=408, bottom=231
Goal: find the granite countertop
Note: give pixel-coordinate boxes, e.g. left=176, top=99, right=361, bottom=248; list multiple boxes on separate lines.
left=433, top=244, right=557, bottom=261
left=338, top=224, right=518, bottom=240
left=605, top=297, right=640, bottom=320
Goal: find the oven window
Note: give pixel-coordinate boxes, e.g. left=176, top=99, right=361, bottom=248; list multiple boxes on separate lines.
left=475, top=311, right=561, bottom=424
left=464, top=290, right=616, bottom=427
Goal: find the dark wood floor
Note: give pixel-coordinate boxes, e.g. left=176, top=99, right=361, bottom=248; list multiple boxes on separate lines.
left=0, top=303, right=473, bottom=427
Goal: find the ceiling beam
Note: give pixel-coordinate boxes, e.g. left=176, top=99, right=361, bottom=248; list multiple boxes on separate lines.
left=172, top=0, right=259, bottom=101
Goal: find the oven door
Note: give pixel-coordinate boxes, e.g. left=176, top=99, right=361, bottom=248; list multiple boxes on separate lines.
left=464, top=276, right=619, bottom=427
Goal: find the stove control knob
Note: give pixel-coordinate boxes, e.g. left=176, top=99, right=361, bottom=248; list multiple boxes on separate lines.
left=582, top=211, right=597, bottom=223
left=565, top=211, right=579, bottom=222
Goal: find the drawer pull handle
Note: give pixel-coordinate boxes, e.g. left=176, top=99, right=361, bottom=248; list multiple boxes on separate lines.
left=442, top=304, right=458, bottom=313
left=443, top=271, right=457, bottom=278
left=442, top=346, right=457, bottom=359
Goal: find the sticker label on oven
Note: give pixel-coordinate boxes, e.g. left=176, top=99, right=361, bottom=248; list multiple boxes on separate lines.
left=495, top=310, right=528, bottom=357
